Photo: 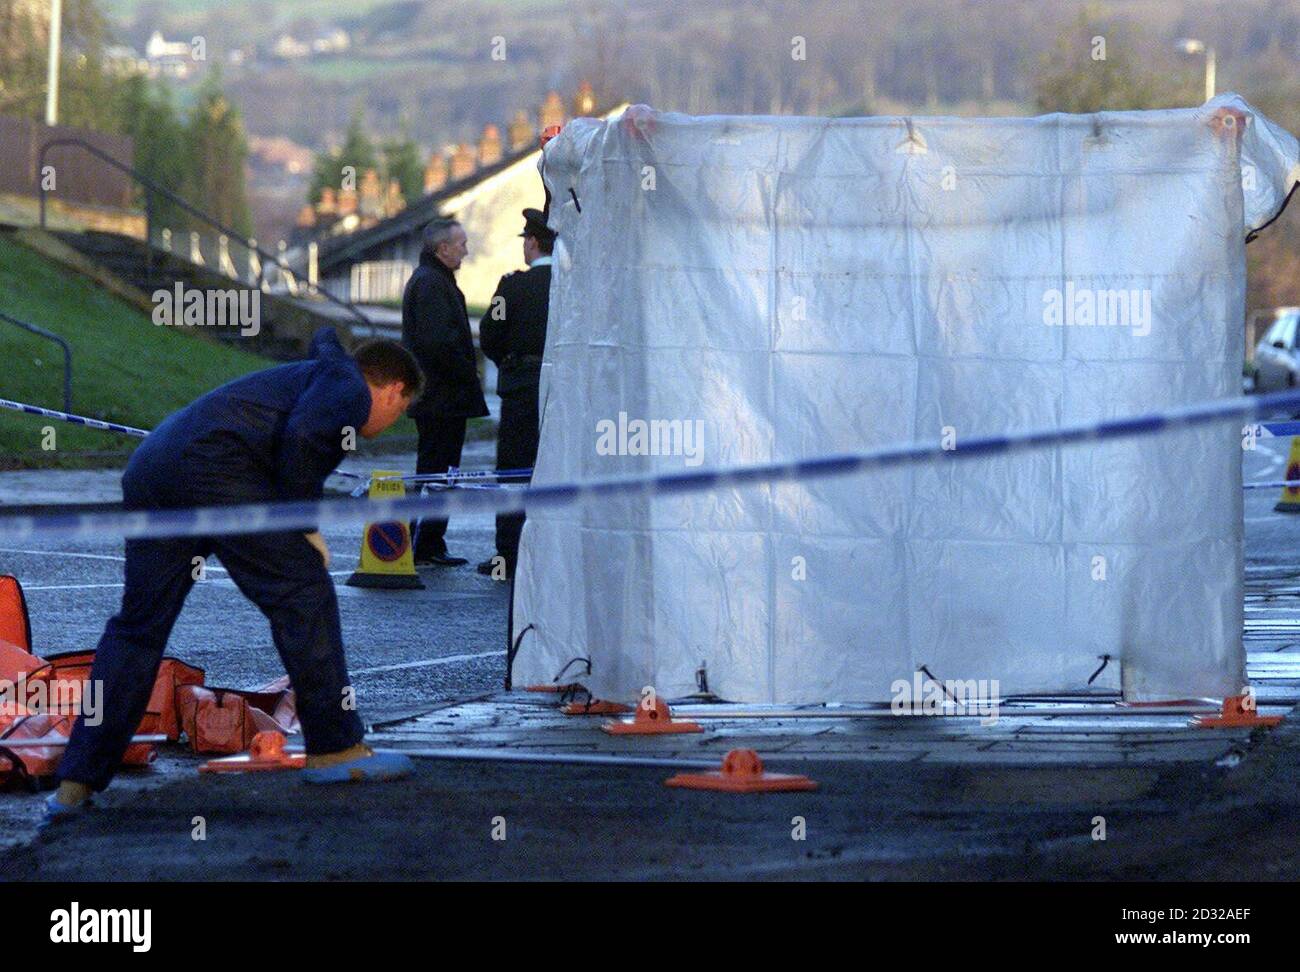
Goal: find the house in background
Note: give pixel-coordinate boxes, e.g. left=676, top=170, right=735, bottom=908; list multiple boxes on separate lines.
left=299, top=82, right=624, bottom=310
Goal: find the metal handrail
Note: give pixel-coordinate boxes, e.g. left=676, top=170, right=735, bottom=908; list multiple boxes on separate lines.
left=38, top=137, right=375, bottom=334
left=0, top=311, right=72, bottom=412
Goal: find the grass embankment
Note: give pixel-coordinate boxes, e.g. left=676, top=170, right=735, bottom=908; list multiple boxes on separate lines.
left=0, top=234, right=485, bottom=469
left=0, top=235, right=267, bottom=468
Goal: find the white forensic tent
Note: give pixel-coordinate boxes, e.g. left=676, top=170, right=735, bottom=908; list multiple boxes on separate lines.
left=510, top=96, right=1300, bottom=704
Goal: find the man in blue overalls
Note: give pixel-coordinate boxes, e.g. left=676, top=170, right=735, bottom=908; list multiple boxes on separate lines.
left=47, top=328, right=424, bottom=823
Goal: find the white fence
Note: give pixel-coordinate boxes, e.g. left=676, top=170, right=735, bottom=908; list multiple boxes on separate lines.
left=346, top=260, right=415, bottom=304
left=152, top=227, right=315, bottom=298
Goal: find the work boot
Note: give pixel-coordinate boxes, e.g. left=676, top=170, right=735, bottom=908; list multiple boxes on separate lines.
left=415, top=547, right=468, bottom=567
left=38, top=791, right=93, bottom=832
left=300, top=743, right=415, bottom=784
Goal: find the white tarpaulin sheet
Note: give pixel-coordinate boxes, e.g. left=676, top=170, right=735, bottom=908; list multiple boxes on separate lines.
left=511, top=96, right=1300, bottom=703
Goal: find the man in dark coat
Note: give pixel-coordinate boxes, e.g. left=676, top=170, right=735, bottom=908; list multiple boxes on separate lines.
left=46, top=329, right=425, bottom=823
left=401, top=218, right=489, bottom=566
left=477, top=208, right=554, bottom=578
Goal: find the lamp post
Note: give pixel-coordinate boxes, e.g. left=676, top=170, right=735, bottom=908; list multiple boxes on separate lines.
left=45, top=0, right=62, bottom=126
left=1176, top=37, right=1216, bottom=104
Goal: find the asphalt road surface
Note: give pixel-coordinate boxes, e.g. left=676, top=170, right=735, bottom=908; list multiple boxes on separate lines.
left=2, top=418, right=1300, bottom=879
left=0, top=441, right=510, bottom=720
left=6, top=422, right=1297, bottom=714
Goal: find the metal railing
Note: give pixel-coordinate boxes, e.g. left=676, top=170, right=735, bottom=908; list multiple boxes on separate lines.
left=38, top=137, right=375, bottom=334
left=345, top=260, right=414, bottom=304
left=151, top=226, right=307, bottom=297
left=0, top=311, right=72, bottom=412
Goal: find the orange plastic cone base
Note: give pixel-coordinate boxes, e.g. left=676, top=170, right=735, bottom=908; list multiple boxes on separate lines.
left=1194, top=695, right=1284, bottom=729
left=602, top=697, right=701, bottom=735
left=199, top=730, right=306, bottom=773
left=563, top=699, right=632, bottom=716
left=666, top=749, right=818, bottom=793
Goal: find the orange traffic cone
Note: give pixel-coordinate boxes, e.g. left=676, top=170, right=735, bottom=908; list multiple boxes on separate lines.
left=666, top=749, right=818, bottom=793
left=1193, top=694, right=1284, bottom=729
left=346, top=470, right=424, bottom=590
left=199, top=730, right=306, bottom=773
left=602, top=696, right=701, bottom=735
left=1276, top=438, right=1300, bottom=512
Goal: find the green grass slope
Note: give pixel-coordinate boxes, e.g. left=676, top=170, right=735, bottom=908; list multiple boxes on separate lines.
left=0, top=235, right=270, bottom=467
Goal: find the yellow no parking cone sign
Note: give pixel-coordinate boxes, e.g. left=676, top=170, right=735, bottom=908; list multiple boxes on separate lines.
left=1277, top=438, right=1300, bottom=513
left=345, top=470, right=425, bottom=589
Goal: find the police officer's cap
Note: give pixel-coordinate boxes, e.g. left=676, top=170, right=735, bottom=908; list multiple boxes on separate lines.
left=519, top=208, right=555, bottom=244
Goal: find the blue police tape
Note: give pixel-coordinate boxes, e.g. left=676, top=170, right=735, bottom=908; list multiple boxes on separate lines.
left=3, top=387, right=1300, bottom=543
left=347, top=468, right=534, bottom=486
left=0, top=397, right=149, bottom=438
left=351, top=479, right=529, bottom=497
left=0, top=398, right=532, bottom=485
left=348, top=469, right=535, bottom=496
left=404, top=468, right=534, bottom=482
left=1244, top=480, right=1300, bottom=490
left=1262, top=421, right=1300, bottom=437
left=338, top=470, right=534, bottom=481
left=423, top=481, right=528, bottom=491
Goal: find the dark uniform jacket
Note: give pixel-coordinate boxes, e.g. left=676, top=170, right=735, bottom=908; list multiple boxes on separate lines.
left=479, top=261, right=551, bottom=398
left=127, top=327, right=371, bottom=503
left=401, top=251, right=489, bottom=419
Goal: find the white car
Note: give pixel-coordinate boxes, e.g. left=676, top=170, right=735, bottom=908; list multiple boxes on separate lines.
left=1252, top=309, right=1300, bottom=392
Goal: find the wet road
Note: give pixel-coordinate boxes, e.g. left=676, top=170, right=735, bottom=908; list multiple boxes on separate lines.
left=3, top=416, right=1300, bottom=875
left=0, top=441, right=511, bottom=719
left=5, top=423, right=1300, bottom=715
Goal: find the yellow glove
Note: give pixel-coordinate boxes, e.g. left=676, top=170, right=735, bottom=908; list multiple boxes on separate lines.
left=304, top=530, right=330, bottom=569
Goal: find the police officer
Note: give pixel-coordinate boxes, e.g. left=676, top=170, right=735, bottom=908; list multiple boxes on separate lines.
left=477, top=208, right=554, bottom=578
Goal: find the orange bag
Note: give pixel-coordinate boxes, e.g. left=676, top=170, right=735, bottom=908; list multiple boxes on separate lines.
left=176, top=684, right=293, bottom=755
left=144, top=657, right=206, bottom=741
left=37, top=650, right=95, bottom=716
left=0, top=579, right=58, bottom=786
left=26, top=650, right=203, bottom=771
left=0, top=575, right=32, bottom=654
left=0, top=711, right=74, bottom=786
left=0, top=639, right=47, bottom=686
left=256, top=675, right=300, bottom=734
left=0, top=701, right=35, bottom=736
left=39, top=650, right=204, bottom=736
left=0, top=576, right=205, bottom=782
